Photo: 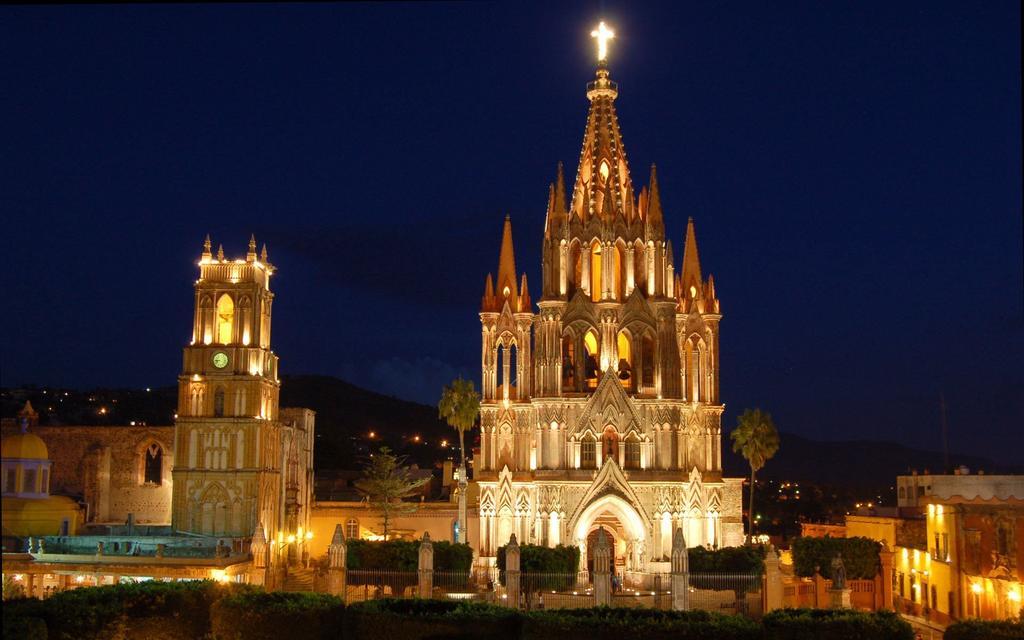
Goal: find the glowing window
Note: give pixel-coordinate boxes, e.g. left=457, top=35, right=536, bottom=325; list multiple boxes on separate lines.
left=690, top=285, right=697, bottom=299
left=503, top=286, right=511, bottom=297
left=216, top=294, right=234, bottom=344
left=590, top=243, right=602, bottom=301
left=599, top=160, right=610, bottom=182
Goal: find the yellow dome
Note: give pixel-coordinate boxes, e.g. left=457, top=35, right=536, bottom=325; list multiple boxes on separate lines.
left=1, top=433, right=49, bottom=460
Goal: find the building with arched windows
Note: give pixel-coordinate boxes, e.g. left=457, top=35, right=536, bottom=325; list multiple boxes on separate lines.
left=476, top=60, right=744, bottom=572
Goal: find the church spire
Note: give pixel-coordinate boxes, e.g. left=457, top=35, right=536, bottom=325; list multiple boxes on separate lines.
left=647, top=164, right=664, bottom=231
left=202, top=234, right=212, bottom=261
left=569, top=57, right=633, bottom=223
left=247, top=234, right=257, bottom=261
left=680, top=217, right=703, bottom=297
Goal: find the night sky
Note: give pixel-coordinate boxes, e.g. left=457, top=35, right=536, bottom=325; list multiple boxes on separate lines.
left=2, top=3, right=1021, bottom=463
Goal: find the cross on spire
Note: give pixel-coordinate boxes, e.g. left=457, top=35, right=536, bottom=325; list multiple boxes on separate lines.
left=591, top=21, right=615, bottom=62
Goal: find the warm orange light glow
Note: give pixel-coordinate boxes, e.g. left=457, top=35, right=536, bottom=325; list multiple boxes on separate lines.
left=1008, top=589, right=1021, bottom=602
left=368, top=431, right=376, bottom=438
left=305, top=530, right=314, bottom=540
left=286, top=534, right=296, bottom=544
left=591, top=21, right=615, bottom=62
left=971, top=582, right=982, bottom=595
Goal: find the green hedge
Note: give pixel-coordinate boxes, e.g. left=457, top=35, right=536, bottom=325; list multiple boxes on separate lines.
left=791, top=536, right=881, bottom=579
left=210, top=590, right=344, bottom=640
left=346, top=539, right=473, bottom=571
left=345, top=598, right=520, bottom=640
left=944, top=619, right=1024, bottom=640
left=688, top=545, right=766, bottom=575
left=2, top=580, right=233, bottom=640
left=495, top=543, right=581, bottom=590
left=521, top=607, right=760, bottom=640
left=762, top=608, right=913, bottom=640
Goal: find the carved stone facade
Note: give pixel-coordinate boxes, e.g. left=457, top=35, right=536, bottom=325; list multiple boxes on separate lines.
left=476, top=62, right=744, bottom=570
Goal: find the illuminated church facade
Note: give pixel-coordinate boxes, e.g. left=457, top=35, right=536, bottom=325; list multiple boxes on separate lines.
left=476, top=48, right=744, bottom=570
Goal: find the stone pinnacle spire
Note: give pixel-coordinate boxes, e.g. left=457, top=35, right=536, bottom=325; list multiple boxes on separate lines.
left=496, top=215, right=518, bottom=303
left=680, top=217, right=703, bottom=297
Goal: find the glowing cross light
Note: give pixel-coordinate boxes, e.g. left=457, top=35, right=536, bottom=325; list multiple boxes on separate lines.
left=591, top=21, right=615, bottom=62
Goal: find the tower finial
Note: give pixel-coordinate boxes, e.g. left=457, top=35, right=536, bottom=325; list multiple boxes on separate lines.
left=217, top=244, right=225, bottom=261
left=202, top=234, right=212, bottom=260
left=247, top=234, right=257, bottom=261
left=260, top=243, right=268, bottom=262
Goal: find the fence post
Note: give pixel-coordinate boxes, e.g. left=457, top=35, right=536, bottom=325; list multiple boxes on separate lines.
left=879, top=542, right=894, bottom=611
left=328, top=524, right=348, bottom=599
left=671, top=527, right=690, bottom=611
left=763, top=544, right=783, bottom=612
left=593, top=527, right=612, bottom=607
left=505, top=533, right=520, bottom=608
left=418, top=532, right=434, bottom=598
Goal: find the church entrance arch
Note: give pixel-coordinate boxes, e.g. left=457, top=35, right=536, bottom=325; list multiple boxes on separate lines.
left=571, top=493, right=647, bottom=573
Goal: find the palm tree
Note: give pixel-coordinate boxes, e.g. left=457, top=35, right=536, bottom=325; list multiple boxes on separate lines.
left=730, top=408, right=780, bottom=540
left=437, top=377, right=481, bottom=471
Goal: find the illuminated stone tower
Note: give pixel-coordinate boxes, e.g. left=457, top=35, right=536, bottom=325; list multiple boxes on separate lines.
left=476, top=24, right=743, bottom=570
left=171, top=235, right=284, bottom=538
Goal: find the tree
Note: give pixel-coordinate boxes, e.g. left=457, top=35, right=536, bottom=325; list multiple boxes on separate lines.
left=354, top=447, right=429, bottom=540
left=437, top=377, right=480, bottom=470
left=730, top=408, right=780, bottom=539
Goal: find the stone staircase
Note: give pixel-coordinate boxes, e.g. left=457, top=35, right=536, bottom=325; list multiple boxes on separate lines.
left=281, top=567, right=316, bottom=592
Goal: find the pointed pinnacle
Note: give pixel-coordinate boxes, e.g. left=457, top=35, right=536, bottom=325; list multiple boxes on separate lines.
left=260, top=243, right=268, bottom=262
left=217, top=244, right=225, bottom=260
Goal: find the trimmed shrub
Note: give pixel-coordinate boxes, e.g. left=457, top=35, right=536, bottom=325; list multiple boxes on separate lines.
left=791, top=536, right=881, bottom=579
left=688, top=544, right=766, bottom=575
left=944, top=619, right=1024, bottom=640
left=496, top=543, right=581, bottom=591
left=2, top=598, right=48, bottom=640
left=762, top=608, right=913, bottom=640
left=17, top=579, right=231, bottom=640
left=345, top=598, right=521, bottom=640
left=210, top=590, right=344, bottom=640
left=346, top=539, right=473, bottom=571
left=520, top=607, right=761, bottom=640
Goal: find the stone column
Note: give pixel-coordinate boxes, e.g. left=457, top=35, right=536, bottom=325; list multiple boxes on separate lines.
left=25, top=573, right=36, bottom=599
left=592, top=528, right=612, bottom=607
left=671, top=528, right=690, bottom=611
left=763, top=545, right=783, bottom=612
left=417, top=532, right=434, bottom=598
left=328, top=524, right=348, bottom=599
left=505, top=533, right=520, bottom=608
left=457, top=469, right=468, bottom=544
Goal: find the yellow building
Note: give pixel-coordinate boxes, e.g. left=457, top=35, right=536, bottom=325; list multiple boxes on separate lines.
left=849, top=473, right=1024, bottom=625
left=1, top=403, right=83, bottom=544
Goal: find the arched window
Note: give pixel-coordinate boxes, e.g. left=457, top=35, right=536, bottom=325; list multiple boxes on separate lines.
left=625, top=436, right=641, bottom=469
left=584, top=330, right=599, bottom=387
left=214, top=387, right=225, bottom=418
left=614, top=242, right=625, bottom=300
left=508, top=343, right=518, bottom=398
left=617, top=331, right=632, bottom=388
left=570, top=242, right=582, bottom=296
left=144, top=443, right=163, bottom=485
left=899, top=487, right=906, bottom=499
left=580, top=435, right=596, bottom=469
left=346, top=518, right=359, bottom=540
left=633, top=242, right=646, bottom=292
left=561, top=333, right=576, bottom=390
left=216, top=294, right=234, bottom=345
left=641, top=334, right=655, bottom=391
left=590, top=242, right=602, bottom=302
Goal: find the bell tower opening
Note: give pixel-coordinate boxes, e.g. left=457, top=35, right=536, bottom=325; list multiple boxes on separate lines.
left=216, top=294, right=234, bottom=345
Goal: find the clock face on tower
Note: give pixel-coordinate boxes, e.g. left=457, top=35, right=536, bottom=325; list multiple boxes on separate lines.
left=212, top=351, right=229, bottom=369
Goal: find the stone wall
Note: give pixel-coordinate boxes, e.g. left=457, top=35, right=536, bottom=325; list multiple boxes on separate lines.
left=0, top=424, right=174, bottom=525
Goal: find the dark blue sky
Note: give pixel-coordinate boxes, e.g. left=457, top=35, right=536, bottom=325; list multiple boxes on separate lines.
left=2, top=2, right=1021, bottom=462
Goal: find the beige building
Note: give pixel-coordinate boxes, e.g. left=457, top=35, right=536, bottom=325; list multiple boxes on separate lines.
left=475, top=58, right=743, bottom=573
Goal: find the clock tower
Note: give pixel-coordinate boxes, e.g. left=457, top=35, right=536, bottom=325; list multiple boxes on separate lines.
left=171, top=234, right=284, bottom=538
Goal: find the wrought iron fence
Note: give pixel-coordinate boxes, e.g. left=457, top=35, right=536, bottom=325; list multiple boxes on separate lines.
left=345, top=569, right=418, bottom=601
left=686, top=572, right=763, bottom=618
left=520, top=572, right=594, bottom=610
